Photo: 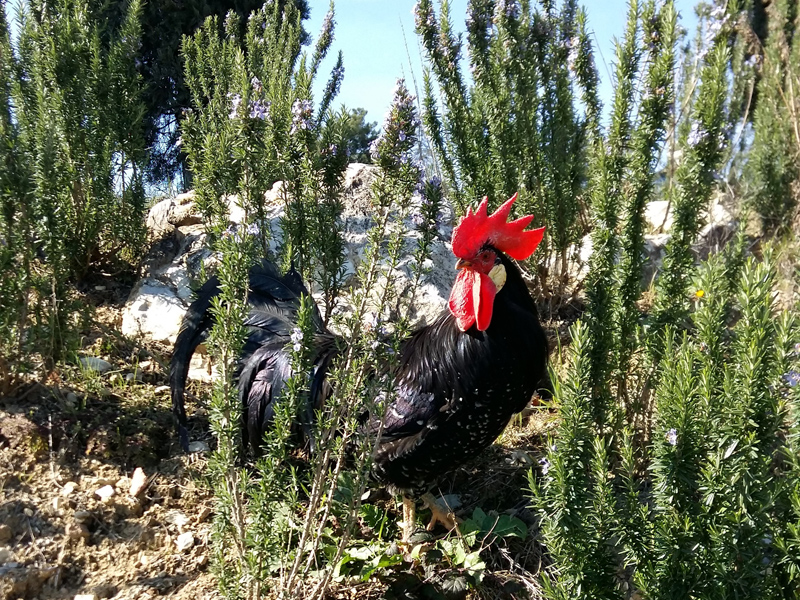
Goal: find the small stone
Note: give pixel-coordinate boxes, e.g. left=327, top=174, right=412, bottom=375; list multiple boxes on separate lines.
left=196, top=506, right=212, bottom=523
left=94, top=285, right=106, bottom=291
left=61, top=481, right=78, bottom=496
left=154, top=385, right=170, bottom=395
left=175, top=532, right=195, bottom=552
left=95, top=485, right=115, bottom=500
left=74, top=594, right=99, bottom=600
left=0, top=524, right=10, bottom=542
left=73, top=510, right=92, bottom=523
left=66, top=521, right=90, bottom=541
left=188, top=440, right=209, bottom=453
left=165, top=510, right=189, bottom=529
left=195, top=554, right=208, bottom=568
left=65, top=392, right=79, bottom=407
left=129, top=467, right=147, bottom=498
left=0, top=548, right=13, bottom=564
left=125, top=372, right=143, bottom=383
left=23, top=507, right=33, bottom=517
left=79, top=357, right=113, bottom=374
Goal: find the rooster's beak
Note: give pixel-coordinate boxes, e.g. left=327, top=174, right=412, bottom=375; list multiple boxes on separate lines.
left=455, top=258, right=471, bottom=270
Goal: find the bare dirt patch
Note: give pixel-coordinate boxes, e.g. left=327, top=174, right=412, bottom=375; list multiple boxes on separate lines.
left=1, top=282, right=560, bottom=600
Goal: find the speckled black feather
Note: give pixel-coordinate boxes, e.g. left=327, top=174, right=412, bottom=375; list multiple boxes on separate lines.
left=370, top=252, right=548, bottom=494
left=170, top=254, right=548, bottom=495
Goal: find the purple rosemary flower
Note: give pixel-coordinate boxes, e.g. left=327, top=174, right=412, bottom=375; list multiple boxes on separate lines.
left=290, top=327, right=303, bottom=352
left=320, top=10, right=334, bottom=38
left=413, top=1, right=436, bottom=29
left=228, top=93, right=243, bottom=119
left=538, top=457, right=551, bottom=475
left=566, top=36, right=580, bottom=72
left=246, top=223, right=260, bottom=236
left=411, top=213, right=426, bottom=228
left=783, top=371, right=800, bottom=388
left=251, top=76, right=263, bottom=93
left=494, top=0, right=521, bottom=23
left=687, top=122, right=706, bottom=147
left=249, top=99, right=270, bottom=120
left=291, top=99, right=314, bottom=134
left=369, top=138, right=381, bottom=161
left=666, top=428, right=678, bottom=446
left=743, top=54, right=759, bottom=69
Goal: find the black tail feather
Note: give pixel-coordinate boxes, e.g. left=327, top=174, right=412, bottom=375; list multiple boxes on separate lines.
left=170, top=259, right=335, bottom=452
left=170, top=275, right=220, bottom=452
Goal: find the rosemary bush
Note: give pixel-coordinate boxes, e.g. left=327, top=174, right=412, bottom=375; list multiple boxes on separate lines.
left=414, top=0, right=596, bottom=294
left=0, top=0, right=147, bottom=371
left=181, top=1, right=440, bottom=592
left=746, top=0, right=800, bottom=234
left=531, top=1, right=800, bottom=596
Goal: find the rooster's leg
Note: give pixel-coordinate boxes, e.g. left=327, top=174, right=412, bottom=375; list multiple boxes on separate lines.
left=421, top=493, right=459, bottom=532
left=402, top=496, right=416, bottom=543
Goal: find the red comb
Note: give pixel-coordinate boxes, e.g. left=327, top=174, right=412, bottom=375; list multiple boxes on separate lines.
left=451, top=193, right=545, bottom=261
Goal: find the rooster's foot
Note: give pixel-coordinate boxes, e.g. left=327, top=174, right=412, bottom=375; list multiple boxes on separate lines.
left=421, top=493, right=460, bottom=532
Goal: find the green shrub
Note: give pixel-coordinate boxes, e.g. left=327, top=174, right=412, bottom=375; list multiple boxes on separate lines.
left=415, top=0, right=596, bottom=294
left=1, top=0, right=147, bottom=369
left=181, top=2, right=440, bottom=593
left=746, top=0, right=800, bottom=234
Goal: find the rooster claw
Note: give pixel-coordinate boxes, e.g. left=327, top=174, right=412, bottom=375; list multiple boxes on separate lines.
left=421, top=493, right=461, bottom=532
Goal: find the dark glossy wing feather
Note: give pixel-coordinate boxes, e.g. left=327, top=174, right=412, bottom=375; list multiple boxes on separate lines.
left=169, top=259, right=335, bottom=451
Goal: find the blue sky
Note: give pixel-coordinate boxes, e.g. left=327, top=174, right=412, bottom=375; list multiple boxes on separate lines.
left=308, top=0, right=700, bottom=128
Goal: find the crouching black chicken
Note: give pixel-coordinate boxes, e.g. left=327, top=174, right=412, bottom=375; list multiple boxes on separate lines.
left=170, top=193, right=549, bottom=541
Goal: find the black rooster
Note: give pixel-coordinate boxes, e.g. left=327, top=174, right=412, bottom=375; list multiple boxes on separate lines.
left=170, top=193, right=549, bottom=541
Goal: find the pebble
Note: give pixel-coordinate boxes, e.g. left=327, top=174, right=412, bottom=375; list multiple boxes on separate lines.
left=154, top=385, right=170, bottom=395
left=61, top=481, right=78, bottom=496
left=0, top=524, right=10, bottom=542
left=66, top=522, right=90, bottom=541
left=129, top=467, right=147, bottom=498
left=23, top=507, right=33, bottom=517
left=175, top=532, right=195, bottom=552
left=196, top=506, right=211, bottom=523
left=125, top=372, right=143, bottom=383
left=73, top=510, right=93, bottom=523
left=0, top=548, right=13, bottom=564
left=188, top=441, right=209, bottom=453
left=165, top=510, right=189, bottom=529
left=95, top=485, right=115, bottom=500
left=74, top=594, right=99, bottom=600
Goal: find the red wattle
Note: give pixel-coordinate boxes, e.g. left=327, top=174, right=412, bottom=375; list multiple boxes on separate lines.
left=449, top=269, right=476, bottom=331
left=448, top=269, right=496, bottom=332
left=474, top=271, right=496, bottom=331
